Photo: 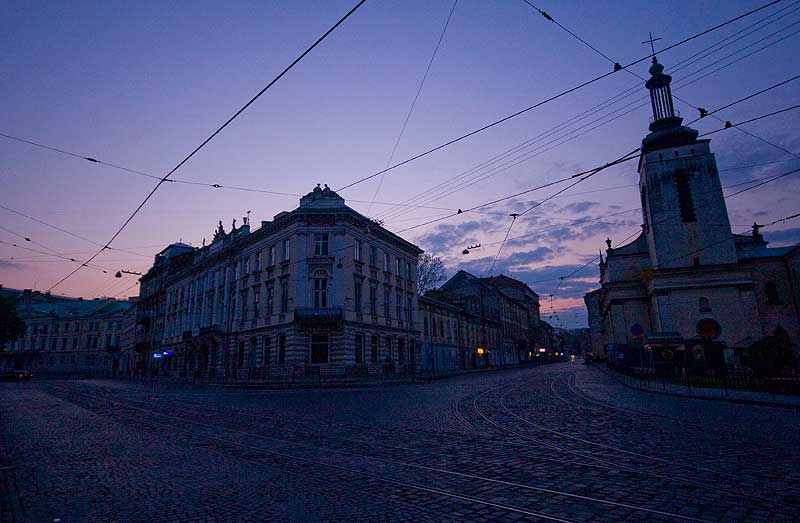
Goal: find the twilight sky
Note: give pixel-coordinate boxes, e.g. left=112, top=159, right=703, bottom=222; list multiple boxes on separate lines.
left=2, top=0, right=799, bottom=327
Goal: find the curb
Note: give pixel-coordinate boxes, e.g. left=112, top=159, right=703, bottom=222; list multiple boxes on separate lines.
left=596, top=365, right=800, bottom=410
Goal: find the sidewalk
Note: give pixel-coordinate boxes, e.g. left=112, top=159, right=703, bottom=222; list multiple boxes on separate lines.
left=604, top=367, right=800, bottom=409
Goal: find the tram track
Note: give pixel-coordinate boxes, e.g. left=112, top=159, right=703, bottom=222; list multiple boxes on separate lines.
left=469, top=382, right=799, bottom=512
left=38, top=381, right=728, bottom=523
left=550, top=370, right=800, bottom=486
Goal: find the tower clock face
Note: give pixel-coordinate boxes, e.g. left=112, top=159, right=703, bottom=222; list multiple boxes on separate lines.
left=696, top=318, right=721, bottom=340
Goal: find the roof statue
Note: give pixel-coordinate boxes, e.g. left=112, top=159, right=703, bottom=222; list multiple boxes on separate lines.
left=212, top=220, right=225, bottom=242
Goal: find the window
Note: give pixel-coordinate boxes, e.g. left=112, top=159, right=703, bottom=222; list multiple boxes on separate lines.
left=354, top=280, right=363, bottom=313
left=355, top=334, right=364, bottom=364
left=282, top=238, right=291, bottom=261
left=398, top=338, right=405, bottom=364
left=71, top=337, right=78, bottom=349
left=384, top=287, right=391, bottom=320
left=314, top=233, right=329, bottom=256
left=314, top=276, right=328, bottom=308
left=266, top=285, right=274, bottom=316
left=243, top=256, right=250, bottom=274
left=254, top=251, right=262, bottom=271
left=253, top=288, right=261, bottom=318
left=61, top=338, right=67, bottom=350
left=237, top=341, right=246, bottom=367
left=250, top=337, right=258, bottom=367
left=354, top=239, right=362, bottom=262
left=278, top=334, right=287, bottom=364
left=369, top=245, right=377, bottom=266
left=675, top=170, right=696, bottom=222
left=766, top=282, right=781, bottom=305
left=384, top=252, right=390, bottom=272
left=263, top=336, right=272, bottom=366
left=396, top=294, right=402, bottom=322
left=311, top=335, right=329, bottom=364
left=396, top=258, right=403, bottom=276
left=385, top=336, right=393, bottom=363
left=699, top=297, right=711, bottom=313
left=369, top=286, right=377, bottom=315
left=370, top=335, right=379, bottom=363
left=406, top=296, right=412, bottom=323
left=281, top=283, right=289, bottom=312
left=268, top=245, right=276, bottom=266
left=423, top=316, right=429, bottom=336
left=406, top=261, right=412, bottom=281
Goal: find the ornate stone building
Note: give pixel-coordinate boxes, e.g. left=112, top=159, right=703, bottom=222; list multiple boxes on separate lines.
left=584, top=57, right=800, bottom=357
left=0, top=287, right=135, bottom=375
left=418, top=295, right=502, bottom=373
left=134, top=185, right=423, bottom=381
left=431, top=271, right=542, bottom=366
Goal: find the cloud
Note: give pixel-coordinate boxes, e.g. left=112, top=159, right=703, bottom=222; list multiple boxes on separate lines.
left=557, top=201, right=599, bottom=214
left=764, top=227, right=800, bottom=247
left=0, top=260, right=23, bottom=270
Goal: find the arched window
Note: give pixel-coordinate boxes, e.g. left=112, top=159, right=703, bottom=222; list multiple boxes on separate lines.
left=699, top=297, right=711, bottom=313
left=766, top=282, right=781, bottom=305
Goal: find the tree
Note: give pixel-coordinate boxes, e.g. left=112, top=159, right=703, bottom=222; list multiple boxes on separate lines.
left=745, top=326, right=799, bottom=378
left=416, top=254, right=446, bottom=295
left=0, top=295, right=26, bottom=349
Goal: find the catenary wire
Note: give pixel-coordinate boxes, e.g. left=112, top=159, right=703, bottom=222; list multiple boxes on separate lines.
left=365, top=0, right=458, bottom=216
left=334, top=0, right=783, bottom=192
left=45, top=0, right=368, bottom=292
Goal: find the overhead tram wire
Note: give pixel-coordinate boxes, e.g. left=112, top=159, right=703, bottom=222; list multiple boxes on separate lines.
left=518, top=0, right=800, bottom=168
left=394, top=91, right=800, bottom=234
left=396, top=151, right=643, bottom=233
left=484, top=147, right=640, bottom=275
left=380, top=11, right=800, bottom=222
left=2, top=3, right=793, bottom=227
left=407, top=1, right=798, bottom=218
left=365, top=0, right=458, bottom=216
left=0, top=203, right=151, bottom=259
left=334, top=0, right=783, bottom=193
left=0, top=132, right=523, bottom=215
left=4, top=17, right=794, bottom=222
left=46, top=0, right=368, bottom=292
left=547, top=164, right=800, bottom=304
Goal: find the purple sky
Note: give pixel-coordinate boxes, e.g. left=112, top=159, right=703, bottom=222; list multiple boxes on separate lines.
left=2, top=0, right=799, bottom=327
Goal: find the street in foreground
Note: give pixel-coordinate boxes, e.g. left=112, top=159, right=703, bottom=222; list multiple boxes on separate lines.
left=2, top=363, right=799, bottom=523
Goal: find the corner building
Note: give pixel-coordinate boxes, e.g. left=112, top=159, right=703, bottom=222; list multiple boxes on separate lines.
left=136, top=186, right=423, bottom=381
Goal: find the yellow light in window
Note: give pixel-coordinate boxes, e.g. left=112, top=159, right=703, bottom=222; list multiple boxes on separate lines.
left=477, top=347, right=485, bottom=355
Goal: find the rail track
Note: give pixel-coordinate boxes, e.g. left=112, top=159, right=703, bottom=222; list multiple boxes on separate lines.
left=39, top=381, right=732, bottom=523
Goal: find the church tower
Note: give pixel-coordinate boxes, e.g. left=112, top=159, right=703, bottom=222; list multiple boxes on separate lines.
left=638, top=58, right=737, bottom=269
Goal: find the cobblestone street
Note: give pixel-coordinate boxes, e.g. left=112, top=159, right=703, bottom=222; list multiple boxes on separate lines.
left=2, top=363, right=799, bottom=523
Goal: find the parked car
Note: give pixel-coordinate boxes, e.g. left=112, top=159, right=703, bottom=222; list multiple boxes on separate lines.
left=1, top=370, right=33, bottom=381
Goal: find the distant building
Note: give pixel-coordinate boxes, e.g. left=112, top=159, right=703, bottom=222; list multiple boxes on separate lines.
left=584, top=57, right=800, bottom=358
left=431, top=270, right=546, bottom=365
left=418, top=295, right=502, bottom=373
left=0, top=287, right=135, bottom=374
left=135, top=185, right=423, bottom=381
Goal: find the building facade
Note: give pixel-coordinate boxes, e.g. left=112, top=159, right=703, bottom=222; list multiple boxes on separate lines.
left=135, top=185, right=423, bottom=382
left=418, top=295, right=502, bottom=373
left=0, top=287, right=135, bottom=375
left=431, top=270, right=545, bottom=365
left=584, top=57, right=800, bottom=359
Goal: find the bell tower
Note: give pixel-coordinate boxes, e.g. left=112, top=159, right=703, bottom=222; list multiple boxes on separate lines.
left=638, top=57, right=737, bottom=269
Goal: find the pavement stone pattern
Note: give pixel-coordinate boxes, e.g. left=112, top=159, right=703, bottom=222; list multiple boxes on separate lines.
left=1, top=363, right=799, bottom=522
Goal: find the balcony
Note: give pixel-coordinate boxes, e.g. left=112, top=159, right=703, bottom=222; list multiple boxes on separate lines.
left=294, top=307, right=343, bottom=323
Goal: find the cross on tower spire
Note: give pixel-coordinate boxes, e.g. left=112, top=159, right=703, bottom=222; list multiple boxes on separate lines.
left=641, top=31, right=662, bottom=62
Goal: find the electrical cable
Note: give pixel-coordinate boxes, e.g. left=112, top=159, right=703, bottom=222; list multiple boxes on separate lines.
left=46, top=0, right=368, bottom=292
left=335, top=0, right=783, bottom=192
left=365, top=0, right=458, bottom=215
